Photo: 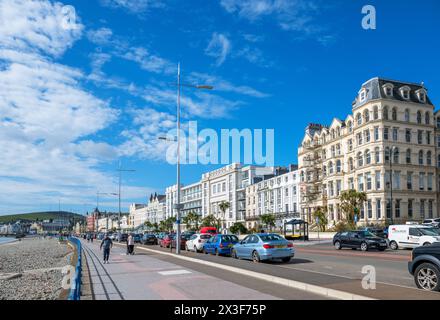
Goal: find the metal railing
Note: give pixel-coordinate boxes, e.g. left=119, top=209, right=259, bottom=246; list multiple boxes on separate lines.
left=68, top=237, right=82, bottom=300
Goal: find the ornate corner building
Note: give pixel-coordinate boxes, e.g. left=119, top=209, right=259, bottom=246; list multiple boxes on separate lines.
left=298, top=77, right=440, bottom=226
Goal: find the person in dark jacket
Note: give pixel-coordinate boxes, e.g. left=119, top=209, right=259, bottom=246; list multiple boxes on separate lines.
left=100, top=234, right=113, bottom=264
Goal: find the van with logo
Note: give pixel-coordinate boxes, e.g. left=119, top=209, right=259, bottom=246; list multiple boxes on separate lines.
left=200, top=227, right=217, bottom=235
left=388, top=224, right=440, bottom=250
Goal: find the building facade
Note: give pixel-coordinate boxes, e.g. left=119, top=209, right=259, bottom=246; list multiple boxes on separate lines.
left=245, top=167, right=301, bottom=230
left=129, top=193, right=166, bottom=229
left=298, top=77, right=439, bottom=227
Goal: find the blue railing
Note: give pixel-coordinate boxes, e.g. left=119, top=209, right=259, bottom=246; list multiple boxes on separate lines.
left=68, top=237, right=82, bottom=300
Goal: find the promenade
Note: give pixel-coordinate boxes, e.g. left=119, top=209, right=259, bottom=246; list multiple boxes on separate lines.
left=81, top=239, right=326, bottom=300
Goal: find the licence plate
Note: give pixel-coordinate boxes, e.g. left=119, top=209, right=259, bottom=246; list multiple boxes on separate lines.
left=275, top=245, right=286, bottom=248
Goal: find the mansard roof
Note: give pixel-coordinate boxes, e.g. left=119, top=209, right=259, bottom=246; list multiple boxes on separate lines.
left=352, top=77, right=434, bottom=109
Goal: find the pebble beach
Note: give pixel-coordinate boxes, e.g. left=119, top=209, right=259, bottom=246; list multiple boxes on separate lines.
left=0, top=237, right=73, bottom=300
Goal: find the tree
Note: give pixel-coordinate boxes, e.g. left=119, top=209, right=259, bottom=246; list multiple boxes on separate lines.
left=201, top=214, right=220, bottom=230
left=230, top=222, right=248, bottom=235
left=152, top=222, right=159, bottom=232
left=260, top=214, right=276, bottom=232
left=312, top=207, right=328, bottom=232
left=339, top=190, right=367, bottom=228
left=218, top=201, right=230, bottom=231
left=144, top=221, right=153, bottom=230
left=183, top=211, right=201, bottom=231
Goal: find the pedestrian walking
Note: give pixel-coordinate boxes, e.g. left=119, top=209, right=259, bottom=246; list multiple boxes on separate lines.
left=127, top=234, right=135, bottom=255
left=100, top=233, right=113, bottom=264
left=87, top=233, right=90, bottom=242
left=90, top=234, right=94, bottom=243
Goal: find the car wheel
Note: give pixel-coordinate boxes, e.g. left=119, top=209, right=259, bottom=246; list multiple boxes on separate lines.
left=360, top=242, right=368, bottom=252
left=203, top=248, right=208, bottom=254
left=334, top=241, right=341, bottom=250
left=215, top=249, right=220, bottom=256
left=232, top=249, right=238, bottom=259
left=390, top=241, right=398, bottom=250
left=415, top=263, right=440, bottom=291
left=281, top=257, right=291, bottom=263
left=423, top=242, right=432, bottom=246
left=252, top=251, right=260, bottom=263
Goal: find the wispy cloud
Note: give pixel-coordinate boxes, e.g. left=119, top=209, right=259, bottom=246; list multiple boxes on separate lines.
left=205, top=32, right=231, bottom=66
left=100, top=0, right=165, bottom=14
left=220, top=0, right=323, bottom=35
left=0, top=0, right=150, bottom=213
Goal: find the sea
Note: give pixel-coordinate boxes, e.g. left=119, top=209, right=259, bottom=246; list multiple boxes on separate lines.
left=0, top=237, right=16, bottom=245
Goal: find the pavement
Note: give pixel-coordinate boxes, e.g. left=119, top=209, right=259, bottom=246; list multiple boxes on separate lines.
left=81, top=239, right=327, bottom=300
left=110, top=241, right=440, bottom=300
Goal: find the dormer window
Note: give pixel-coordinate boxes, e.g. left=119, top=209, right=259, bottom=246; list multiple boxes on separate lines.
left=382, top=83, right=394, bottom=97
left=399, top=86, right=411, bottom=100
left=416, top=89, right=427, bottom=103
left=359, top=88, right=367, bottom=102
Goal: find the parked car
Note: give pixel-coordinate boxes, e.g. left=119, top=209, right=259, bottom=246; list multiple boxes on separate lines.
left=200, top=226, right=217, bottom=235
left=182, top=231, right=196, bottom=237
left=423, top=219, right=440, bottom=228
left=171, top=233, right=192, bottom=250
left=185, top=233, right=212, bottom=252
left=157, top=232, right=168, bottom=240
left=388, top=225, right=440, bottom=250
left=203, top=234, right=239, bottom=256
left=133, top=234, right=142, bottom=243
left=142, top=234, right=158, bottom=245
left=117, top=233, right=128, bottom=242
left=231, top=233, right=294, bottom=263
left=408, top=242, right=440, bottom=291
left=333, top=230, right=388, bottom=251
left=97, top=233, right=105, bottom=240
left=110, top=233, right=118, bottom=241
left=360, top=227, right=387, bottom=239
left=159, top=234, right=174, bottom=248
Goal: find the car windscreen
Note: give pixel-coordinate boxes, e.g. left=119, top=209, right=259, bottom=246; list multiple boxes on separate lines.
left=359, top=231, right=377, bottom=238
left=259, top=234, right=284, bottom=242
left=221, top=235, right=238, bottom=242
left=418, top=228, right=439, bottom=236
left=200, top=234, right=212, bottom=239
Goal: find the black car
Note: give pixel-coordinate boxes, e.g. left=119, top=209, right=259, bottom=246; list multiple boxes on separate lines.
left=142, top=234, right=157, bottom=245
left=408, top=242, right=440, bottom=291
left=117, top=233, right=128, bottom=242
left=333, top=230, right=388, bottom=251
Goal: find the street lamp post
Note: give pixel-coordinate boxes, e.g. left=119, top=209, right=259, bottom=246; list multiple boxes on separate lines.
left=388, top=146, right=397, bottom=225
left=160, top=63, right=213, bottom=255
left=117, top=162, right=135, bottom=231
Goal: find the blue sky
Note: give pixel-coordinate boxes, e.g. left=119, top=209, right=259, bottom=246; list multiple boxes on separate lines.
left=0, top=0, right=439, bottom=215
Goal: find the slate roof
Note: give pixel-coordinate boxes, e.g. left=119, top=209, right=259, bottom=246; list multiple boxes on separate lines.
left=352, top=77, right=433, bottom=110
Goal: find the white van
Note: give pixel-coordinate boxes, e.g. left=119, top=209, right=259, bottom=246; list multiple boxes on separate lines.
left=388, top=225, right=440, bottom=250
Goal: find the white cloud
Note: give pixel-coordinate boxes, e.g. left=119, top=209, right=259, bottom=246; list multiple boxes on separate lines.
left=205, top=33, right=231, bottom=66
left=0, top=0, right=83, bottom=57
left=100, top=0, right=165, bottom=14
left=220, top=0, right=320, bottom=34
left=0, top=0, right=150, bottom=213
left=87, top=27, right=113, bottom=45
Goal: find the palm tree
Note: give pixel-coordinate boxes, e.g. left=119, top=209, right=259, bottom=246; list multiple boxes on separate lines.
left=339, top=190, right=367, bottom=228
left=260, top=214, right=276, bottom=232
left=201, top=214, right=219, bottom=229
left=183, top=211, right=200, bottom=231
left=144, top=221, right=153, bottom=231
left=218, top=201, right=230, bottom=232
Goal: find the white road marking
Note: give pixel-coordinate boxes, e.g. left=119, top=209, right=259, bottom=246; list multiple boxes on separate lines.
left=158, top=269, right=192, bottom=276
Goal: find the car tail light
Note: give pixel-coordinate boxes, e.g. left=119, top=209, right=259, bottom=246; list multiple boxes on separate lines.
left=263, top=244, right=274, bottom=249
left=219, top=243, right=224, bottom=248
left=287, top=243, right=293, bottom=248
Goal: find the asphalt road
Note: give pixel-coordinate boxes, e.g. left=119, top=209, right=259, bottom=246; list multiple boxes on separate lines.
left=120, top=240, right=440, bottom=300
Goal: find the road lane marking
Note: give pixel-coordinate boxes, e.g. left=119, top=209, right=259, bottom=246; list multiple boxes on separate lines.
left=158, top=269, right=192, bottom=276
left=127, top=244, right=374, bottom=300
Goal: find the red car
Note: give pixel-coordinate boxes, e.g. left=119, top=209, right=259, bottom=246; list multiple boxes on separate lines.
left=171, top=234, right=191, bottom=250
left=159, top=234, right=175, bottom=248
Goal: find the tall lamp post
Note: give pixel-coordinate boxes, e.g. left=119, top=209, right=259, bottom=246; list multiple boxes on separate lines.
left=117, top=162, right=136, bottom=231
left=160, top=62, right=213, bottom=254
left=388, top=146, right=398, bottom=225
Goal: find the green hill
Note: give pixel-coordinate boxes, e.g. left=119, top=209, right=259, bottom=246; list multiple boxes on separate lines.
left=0, top=211, right=86, bottom=224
